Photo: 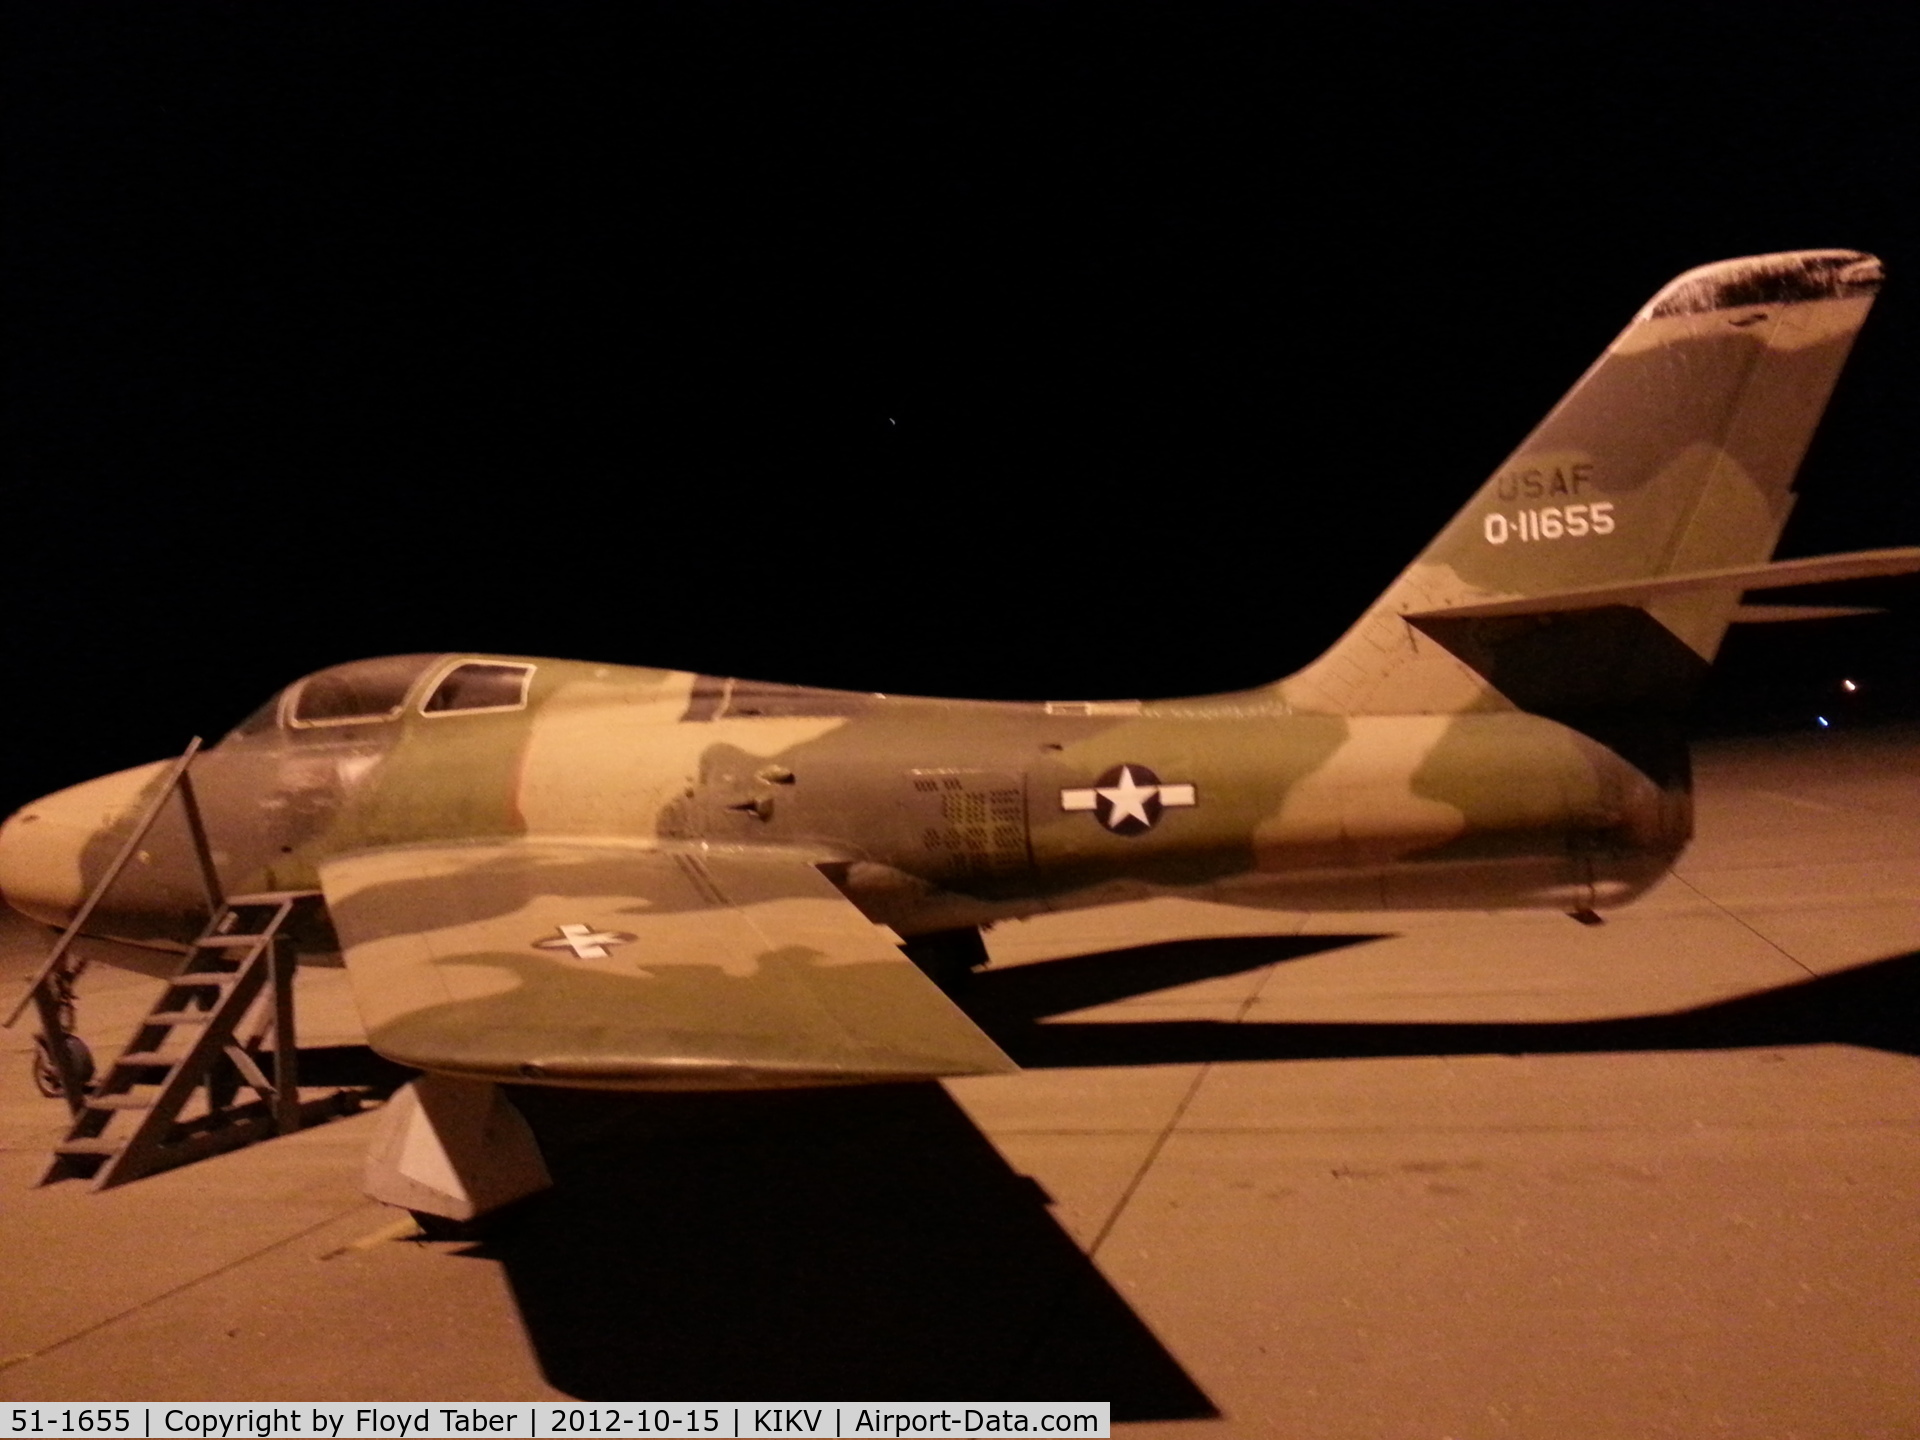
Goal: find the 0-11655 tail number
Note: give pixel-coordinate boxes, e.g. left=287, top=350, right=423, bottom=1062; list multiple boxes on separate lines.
left=1484, top=502, right=1614, bottom=545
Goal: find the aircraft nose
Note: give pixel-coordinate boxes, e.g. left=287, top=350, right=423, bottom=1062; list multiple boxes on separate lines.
left=0, top=762, right=170, bottom=928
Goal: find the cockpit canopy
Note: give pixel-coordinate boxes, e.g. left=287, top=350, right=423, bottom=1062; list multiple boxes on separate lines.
left=290, top=654, right=439, bottom=726
left=419, top=661, right=535, bottom=715
left=225, top=654, right=538, bottom=741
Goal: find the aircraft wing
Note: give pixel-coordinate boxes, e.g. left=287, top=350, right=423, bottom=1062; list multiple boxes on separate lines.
left=317, top=841, right=1016, bottom=1088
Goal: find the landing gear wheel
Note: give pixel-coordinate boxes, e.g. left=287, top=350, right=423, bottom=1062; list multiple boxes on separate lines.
left=31, top=1033, right=94, bottom=1099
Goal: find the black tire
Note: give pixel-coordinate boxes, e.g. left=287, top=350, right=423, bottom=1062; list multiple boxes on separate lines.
left=31, top=1034, right=95, bottom=1099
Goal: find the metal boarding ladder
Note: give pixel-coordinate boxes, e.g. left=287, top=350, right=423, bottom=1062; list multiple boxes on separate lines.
left=45, top=891, right=363, bottom=1188
left=4, top=738, right=371, bottom=1188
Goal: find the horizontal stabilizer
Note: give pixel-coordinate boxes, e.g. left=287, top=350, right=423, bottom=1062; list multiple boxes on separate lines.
left=1405, top=548, right=1920, bottom=623
left=1731, top=603, right=1884, bottom=623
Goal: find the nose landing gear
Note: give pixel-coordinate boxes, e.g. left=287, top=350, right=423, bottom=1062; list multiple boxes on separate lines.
left=32, top=1030, right=95, bottom=1099
left=28, top=977, right=94, bottom=1100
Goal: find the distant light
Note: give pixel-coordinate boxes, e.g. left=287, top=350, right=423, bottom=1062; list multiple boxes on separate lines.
left=1816, top=715, right=1831, bottom=728
left=1842, top=678, right=1859, bottom=692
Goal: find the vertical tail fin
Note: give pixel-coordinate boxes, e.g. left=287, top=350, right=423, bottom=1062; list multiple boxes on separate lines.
left=1282, top=250, right=1884, bottom=722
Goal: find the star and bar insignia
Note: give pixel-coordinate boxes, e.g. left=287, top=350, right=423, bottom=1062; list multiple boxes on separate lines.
left=533, top=922, right=638, bottom=960
left=1060, top=764, right=1197, bottom=836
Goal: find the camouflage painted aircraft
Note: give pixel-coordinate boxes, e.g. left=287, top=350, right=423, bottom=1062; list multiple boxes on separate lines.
left=3, top=249, right=1918, bottom=1214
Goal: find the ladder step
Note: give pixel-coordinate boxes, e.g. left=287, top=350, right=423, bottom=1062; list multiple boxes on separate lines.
left=114, top=1052, right=179, bottom=1069
left=197, top=934, right=268, bottom=948
left=54, top=1138, right=122, bottom=1156
left=166, top=972, right=239, bottom=989
left=88, top=1094, right=154, bottom=1110
left=146, top=1010, right=213, bottom=1025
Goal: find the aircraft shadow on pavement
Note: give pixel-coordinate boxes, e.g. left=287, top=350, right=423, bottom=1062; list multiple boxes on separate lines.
left=481, top=1082, right=1215, bottom=1419
left=969, top=936, right=1920, bottom=1067
left=289, top=1044, right=417, bottom=1091
left=463, top=937, right=1358, bottom=1409
left=963, top=933, right=1377, bottom=1022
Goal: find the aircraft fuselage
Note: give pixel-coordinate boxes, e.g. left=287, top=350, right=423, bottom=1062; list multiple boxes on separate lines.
left=0, top=655, right=1687, bottom=958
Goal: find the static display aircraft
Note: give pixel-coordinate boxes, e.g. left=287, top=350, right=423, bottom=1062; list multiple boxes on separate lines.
left=5, top=249, right=1918, bottom=1219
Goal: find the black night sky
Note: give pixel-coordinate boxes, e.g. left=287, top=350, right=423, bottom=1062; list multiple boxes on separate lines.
left=8, top=4, right=1920, bottom=812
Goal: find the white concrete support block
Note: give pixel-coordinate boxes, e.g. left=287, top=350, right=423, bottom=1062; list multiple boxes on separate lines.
left=363, top=1074, right=552, bottom=1221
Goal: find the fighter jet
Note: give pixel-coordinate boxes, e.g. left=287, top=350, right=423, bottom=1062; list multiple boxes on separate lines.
left=4, top=249, right=1918, bottom=1219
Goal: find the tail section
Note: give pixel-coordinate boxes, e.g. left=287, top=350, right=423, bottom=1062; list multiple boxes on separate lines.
left=1281, top=250, right=1896, bottom=727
